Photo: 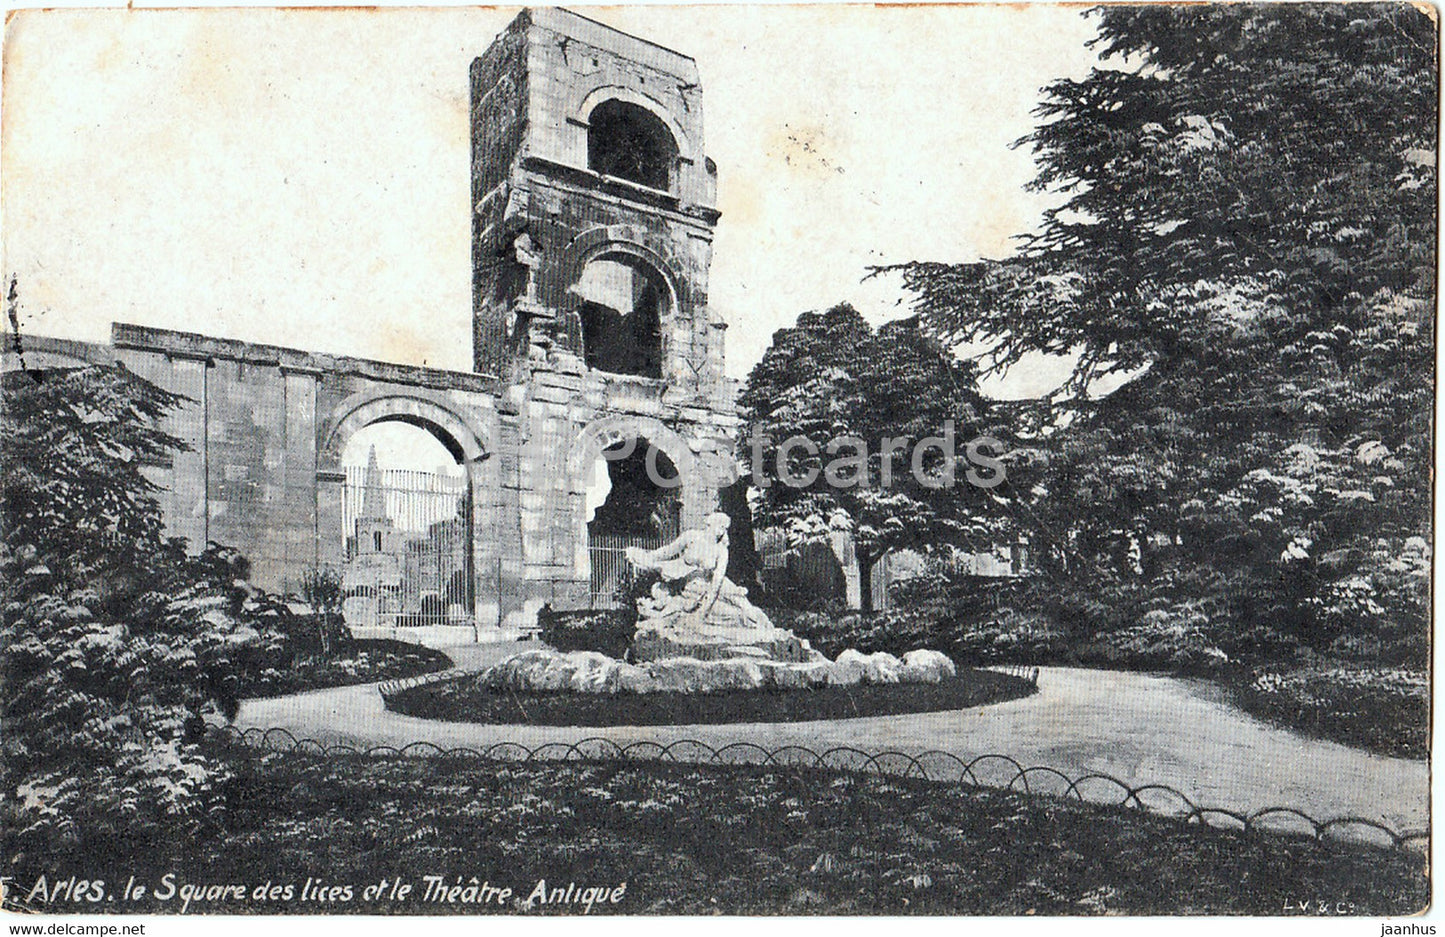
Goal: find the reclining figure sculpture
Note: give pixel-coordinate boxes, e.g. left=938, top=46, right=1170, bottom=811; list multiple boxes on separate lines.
left=624, top=512, right=811, bottom=661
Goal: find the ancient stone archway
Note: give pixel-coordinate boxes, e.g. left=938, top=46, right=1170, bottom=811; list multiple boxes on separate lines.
left=559, top=230, right=688, bottom=380
left=586, top=98, right=680, bottom=191
left=568, top=413, right=692, bottom=484
left=569, top=415, right=703, bottom=607
left=317, top=390, right=494, bottom=632
left=573, top=252, right=672, bottom=378
left=561, top=227, right=687, bottom=306
left=574, top=85, right=696, bottom=168
left=320, top=390, right=489, bottom=472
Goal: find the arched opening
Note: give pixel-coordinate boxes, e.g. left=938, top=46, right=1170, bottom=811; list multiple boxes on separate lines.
left=587, top=99, right=678, bottom=191
left=339, top=421, right=473, bottom=631
left=574, top=253, right=667, bottom=378
left=583, top=436, right=680, bottom=607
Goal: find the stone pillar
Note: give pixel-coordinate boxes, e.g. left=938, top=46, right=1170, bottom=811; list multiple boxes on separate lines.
left=281, top=367, right=321, bottom=582
left=315, top=469, right=346, bottom=572
left=493, top=412, right=530, bottom=630
left=467, top=450, right=502, bottom=631
left=167, top=355, right=211, bottom=554
left=676, top=420, right=724, bottom=532
left=518, top=367, right=589, bottom=613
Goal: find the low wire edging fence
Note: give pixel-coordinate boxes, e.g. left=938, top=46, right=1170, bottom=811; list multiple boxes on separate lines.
left=210, top=724, right=1427, bottom=854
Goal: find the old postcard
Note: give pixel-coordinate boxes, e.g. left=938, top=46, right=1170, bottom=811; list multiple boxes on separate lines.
left=0, top=1, right=1434, bottom=923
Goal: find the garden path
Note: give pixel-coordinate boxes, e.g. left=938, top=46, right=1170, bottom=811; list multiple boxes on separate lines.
left=236, top=651, right=1429, bottom=832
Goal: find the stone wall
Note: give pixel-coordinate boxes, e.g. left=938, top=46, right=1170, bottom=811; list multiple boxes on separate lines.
left=7, top=322, right=738, bottom=634
left=469, top=7, right=724, bottom=400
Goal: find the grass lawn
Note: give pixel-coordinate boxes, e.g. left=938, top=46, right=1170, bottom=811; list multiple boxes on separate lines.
left=6, top=749, right=1425, bottom=915
left=384, top=668, right=1034, bottom=726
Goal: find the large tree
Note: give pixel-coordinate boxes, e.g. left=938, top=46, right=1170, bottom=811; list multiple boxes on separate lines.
left=1, top=364, right=255, bottom=856
left=892, top=5, right=1435, bottom=663
left=738, top=304, right=1011, bottom=611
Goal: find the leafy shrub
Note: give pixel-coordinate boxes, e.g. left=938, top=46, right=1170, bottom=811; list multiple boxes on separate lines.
left=886, top=568, right=956, bottom=609
left=299, top=566, right=348, bottom=654
left=1307, top=537, right=1431, bottom=671
left=889, top=569, right=1020, bottom=624
left=827, top=579, right=1236, bottom=673
left=1234, top=665, right=1429, bottom=759
left=170, top=550, right=453, bottom=696
left=772, top=606, right=944, bottom=661
left=1, top=365, right=250, bottom=858
left=1088, top=606, right=1231, bottom=673
left=239, top=638, right=451, bottom=698
left=538, top=607, right=634, bottom=659
left=1, top=363, right=453, bottom=863
left=945, top=609, right=1065, bottom=665
left=1, top=561, right=248, bottom=863
left=538, top=568, right=658, bottom=660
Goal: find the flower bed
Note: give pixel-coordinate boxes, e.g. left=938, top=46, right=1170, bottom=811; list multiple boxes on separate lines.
left=384, top=665, right=1034, bottom=727
left=238, top=638, right=453, bottom=698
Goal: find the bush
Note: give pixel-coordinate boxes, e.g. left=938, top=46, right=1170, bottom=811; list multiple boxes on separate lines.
left=1, top=365, right=251, bottom=859
left=239, top=638, right=452, bottom=698
left=299, top=566, right=348, bottom=654
left=1306, top=538, right=1431, bottom=671
left=772, top=606, right=945, bottom=661
left=0, top=363, right=463, bottom=861
left=538, top=568, right=658, bottom=660
left=1233, top=665, right=1429, bottom=759
left=1087, top=605, right=1231, bottom=674
left=538, top=607, right=634, bottom=659
left=945, top=609, right=1065, bottom=665
left=0, top=556, right=253, bottom=862
left=806, top=581, right=1235, bottom=673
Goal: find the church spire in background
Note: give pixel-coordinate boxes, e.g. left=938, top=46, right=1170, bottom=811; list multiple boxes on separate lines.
left=360, top=445, right=386, bottom=521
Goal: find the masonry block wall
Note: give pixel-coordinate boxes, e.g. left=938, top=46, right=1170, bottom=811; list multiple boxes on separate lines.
left=104, top=325, right=510, bottom=631
left=472, top=9, right=720, bottom=380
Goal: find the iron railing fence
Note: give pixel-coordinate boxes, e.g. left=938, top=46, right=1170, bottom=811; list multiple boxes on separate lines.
left=588, top=532, right=665, bottom=608
left=342, top=466, right=473, bottom=629
left=211, top=725, right=1427, bottom=854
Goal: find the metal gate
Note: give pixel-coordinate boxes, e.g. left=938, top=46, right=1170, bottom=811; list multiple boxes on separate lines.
left=588, top=532, right=666, bottom=608
left=591, top=515, right=705, bottom=610
left=341, top=466, right=473, bottom=629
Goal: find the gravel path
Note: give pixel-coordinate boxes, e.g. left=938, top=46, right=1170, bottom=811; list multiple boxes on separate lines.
left=236, top=650, right=1429, bottom=832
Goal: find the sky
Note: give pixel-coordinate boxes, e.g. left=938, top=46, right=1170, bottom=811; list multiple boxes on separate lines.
left=2, top=3, right=1102, bottom=407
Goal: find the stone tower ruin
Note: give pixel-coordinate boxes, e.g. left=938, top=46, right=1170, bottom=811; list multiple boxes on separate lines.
left=470, top=8, right=739, bottom=627
left=471, top=8, right=723, bottom=387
